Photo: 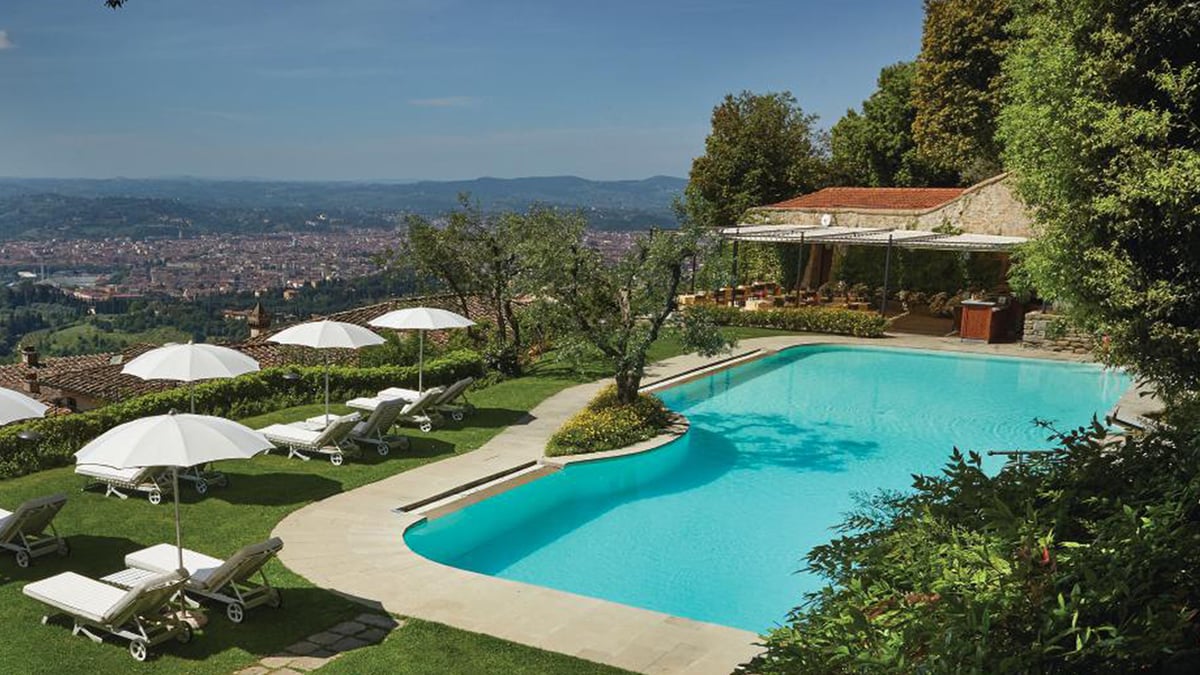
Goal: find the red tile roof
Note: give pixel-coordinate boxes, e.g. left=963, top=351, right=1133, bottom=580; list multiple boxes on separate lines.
left=767, top=187, right=967, bottom=211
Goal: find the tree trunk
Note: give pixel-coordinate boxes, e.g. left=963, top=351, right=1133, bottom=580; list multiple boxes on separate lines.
left=614, top=368, right=642, bottom=405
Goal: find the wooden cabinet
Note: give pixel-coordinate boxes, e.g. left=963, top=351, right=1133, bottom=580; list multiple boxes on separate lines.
left=960, top=301, right=1005, bottom=342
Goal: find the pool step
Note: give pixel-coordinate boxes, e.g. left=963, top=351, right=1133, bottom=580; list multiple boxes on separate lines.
left=399, top=462, right=559, bottom=520
left=640, top=348, right=765, bottom=392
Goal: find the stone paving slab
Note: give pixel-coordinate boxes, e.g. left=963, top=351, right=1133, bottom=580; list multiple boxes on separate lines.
left=274, top=333, right=1110, bottom=674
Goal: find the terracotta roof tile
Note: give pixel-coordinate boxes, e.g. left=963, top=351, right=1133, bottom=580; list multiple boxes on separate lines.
left=767, top=187, right=967, bottom=211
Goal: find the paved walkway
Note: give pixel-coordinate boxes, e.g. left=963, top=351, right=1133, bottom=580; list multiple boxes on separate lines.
left=274, top=334, right=1109, bottom=674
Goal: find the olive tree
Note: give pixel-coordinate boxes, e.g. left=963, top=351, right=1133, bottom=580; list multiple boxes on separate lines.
left=524, top=207, right=731, bottom=404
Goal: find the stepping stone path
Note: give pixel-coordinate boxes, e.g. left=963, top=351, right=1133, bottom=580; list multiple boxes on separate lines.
left=234, top=613, right=403, bottom=674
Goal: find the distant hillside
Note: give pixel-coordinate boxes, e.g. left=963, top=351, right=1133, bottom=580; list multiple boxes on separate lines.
left=0, top=175, right=686, bottom=239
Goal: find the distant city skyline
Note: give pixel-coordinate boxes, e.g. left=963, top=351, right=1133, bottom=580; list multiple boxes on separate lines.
left=1, top=1, right=924, bottom=181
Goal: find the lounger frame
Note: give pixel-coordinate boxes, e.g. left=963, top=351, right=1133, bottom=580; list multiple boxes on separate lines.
left=0, top=494, right=70, bottom=568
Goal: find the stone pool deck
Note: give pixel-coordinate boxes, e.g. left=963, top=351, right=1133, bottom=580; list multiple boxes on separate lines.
left=273, top=333, right=1116, bottom=674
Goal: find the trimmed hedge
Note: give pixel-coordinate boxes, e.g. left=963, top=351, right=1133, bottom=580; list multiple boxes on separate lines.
left=0, top=349, right=484, bottom=479
left=546, top=385, right=673, bottom=457
left=695, top=305, right=889, bottom=338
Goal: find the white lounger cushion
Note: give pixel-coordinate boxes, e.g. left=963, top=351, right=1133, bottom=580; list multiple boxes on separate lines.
left=125, top=543, right=223, bottom=586
left=378, top=387, right=420, bottom=401
left=0, top=508, right=11, bottom=521
left=258, top=425, right=323, bottom=445
left=24, top=572, right=129, bottom=624
left=75, top=464, right=160, bottom=485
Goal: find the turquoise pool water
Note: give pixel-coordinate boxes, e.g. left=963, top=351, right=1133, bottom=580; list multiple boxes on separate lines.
left=405, top=346, right=1129, bottom=631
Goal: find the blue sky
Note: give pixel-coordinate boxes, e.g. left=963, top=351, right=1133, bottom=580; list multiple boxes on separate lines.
left=0, top=1, right=924, bottom=181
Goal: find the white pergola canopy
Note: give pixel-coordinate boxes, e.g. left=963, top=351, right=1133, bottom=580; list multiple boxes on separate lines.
left=719, top=224, right=1027, bottom=252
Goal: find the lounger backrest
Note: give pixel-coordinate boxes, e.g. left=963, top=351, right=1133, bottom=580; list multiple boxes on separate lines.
left=357, top=398, right=405, bottom=437
left=316, top=413, right=361, bottom=445
left=435, top=377, right=474, bottom=404
left=200, top=537, right=284, bottom=592
left=401, top=387, right=444, bottom=416
left=103, top=569, right=187, bottom=627
left=0, top=494, right=67, bottom=544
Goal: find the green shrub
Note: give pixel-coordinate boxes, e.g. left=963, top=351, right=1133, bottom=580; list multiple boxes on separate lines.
left=0, top=349, right=484, bottom=479
left=546, top=385, right=672, bottom=457
left=692, top=305, right=889, bottom=338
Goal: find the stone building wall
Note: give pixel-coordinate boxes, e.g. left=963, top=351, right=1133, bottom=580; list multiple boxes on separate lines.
left=1022, top=311, right=1092, bottom=354
left=745, top=174, right=1033, bottom=237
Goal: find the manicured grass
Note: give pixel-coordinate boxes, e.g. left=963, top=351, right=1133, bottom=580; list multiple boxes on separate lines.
left=0, top=372, right=597, bottom=674
left=319, top=618, right=632, bottom=675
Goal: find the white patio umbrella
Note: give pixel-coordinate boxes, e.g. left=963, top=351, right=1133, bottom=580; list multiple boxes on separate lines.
left=122, top=342, right=261, bottom=413
left=267, top=320, right=385, bottom=421
left=74, top=413, right=273, bottom=573
left=0, top=386, right=49, bottom=426
left=368, top=307, right=475, bottom=393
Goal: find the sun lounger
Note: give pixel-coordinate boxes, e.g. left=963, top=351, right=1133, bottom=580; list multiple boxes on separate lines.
left=75, top=464, right=173, bottom=504
left=23, top=569, right=192, bottom=661
left=346, top=386, right=443, bottom=432
left=377, top=377, right=476, bottom=421
left=118, top=538, right=284, bottom=624
left=0, top=493, right=70, bottom=568
left=304, top=397, right=410, bottom=456
left=259, top=412, right=360, bottom=465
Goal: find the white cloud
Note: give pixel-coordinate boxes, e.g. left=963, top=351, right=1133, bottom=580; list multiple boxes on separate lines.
left=0, top=30, right=14, bottom=51
left=408, top=96, right=475, bottom=108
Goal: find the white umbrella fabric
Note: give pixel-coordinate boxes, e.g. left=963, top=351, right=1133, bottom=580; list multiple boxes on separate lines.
left=122, top=342, right=260, bottom=413
left=0, top=386, right=49, bottom=426
left=368, top=307, right=475, bottom=393
left=267, top=320, right=385, bottom=421
left=75, top=413, right=272, bottom=572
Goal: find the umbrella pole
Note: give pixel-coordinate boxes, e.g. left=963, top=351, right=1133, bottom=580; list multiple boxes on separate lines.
left=190, top=382, right=195, bottom=414
left=418, top=330, right=424, bottom=394
left=324, top=351, right=331, bottom=423
left=172, top=466, right=186, bottom=615
left=173, top=467, right=183, bottom=569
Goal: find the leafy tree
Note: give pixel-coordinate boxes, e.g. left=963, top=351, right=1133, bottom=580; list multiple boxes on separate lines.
left=525, top=208, right=730, bottom=404
left=830, top=62, right=959, bottom=187
left=998, top=0, right=1200, bottom=395
left=685, top=91, right=828, bottom=230
left=401, top=199, right=558, bottom=375
left=912, top=0, right=1012, bottom=182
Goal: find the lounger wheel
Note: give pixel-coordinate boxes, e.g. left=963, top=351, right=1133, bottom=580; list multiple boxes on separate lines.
left=377, top=444, right=390, bottom=457
left=226, top=601, right=246, bottom=623
left=419, top=422, right=433, bottom=433
left=176, top=622, right=193, bottom=644
left=329, top=453, right=344, bottom=467
left=15, top=550, right=30, bottom=568
left=129, top=639, right=149, bottom=662
left=217, top=474, right=230, bottom=488
left=267, top=589, right=283, bottom=609
left=148, top=490, right=163, bottom=505
left=451, top=411, right=464, bottom=422
left=194, top=478, right=208, bottom=495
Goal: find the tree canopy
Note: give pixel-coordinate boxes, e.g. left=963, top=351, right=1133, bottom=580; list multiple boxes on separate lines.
left=912, top=0, right=1012, bottom=183
left=830, top=61, right=959, bottom=187
left=685, top=91, right=827, bottom=229
left=999, top=0, right=1200, bottom=394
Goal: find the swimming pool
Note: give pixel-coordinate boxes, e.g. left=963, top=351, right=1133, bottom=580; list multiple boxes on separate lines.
left=404, top=345, right=1129, bottom=632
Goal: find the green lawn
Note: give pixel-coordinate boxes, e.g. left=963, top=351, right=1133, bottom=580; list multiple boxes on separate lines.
left=0, top=373, right=609, bottom=674
left=0, top=327, right=792, bottom=673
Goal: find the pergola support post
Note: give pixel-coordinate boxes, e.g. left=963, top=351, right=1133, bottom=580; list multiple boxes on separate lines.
left=880, top=234, right=894, bottom=317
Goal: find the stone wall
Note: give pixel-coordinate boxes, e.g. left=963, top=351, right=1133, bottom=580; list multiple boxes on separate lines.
left=1022, top=311, right=1092, bottom=354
